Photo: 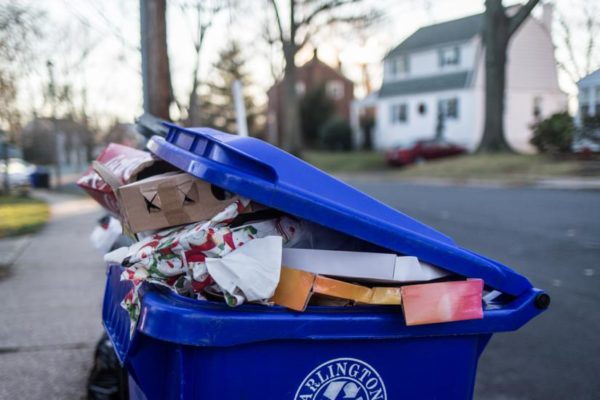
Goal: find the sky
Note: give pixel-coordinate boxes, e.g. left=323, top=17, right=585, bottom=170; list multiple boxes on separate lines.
left=14, top=0, right=599, bottom=129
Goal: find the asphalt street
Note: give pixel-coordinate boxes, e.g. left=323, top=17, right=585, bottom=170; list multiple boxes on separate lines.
left=347, top=180, right=600, bottom=400
left=0, top=184, right=597, bottom=400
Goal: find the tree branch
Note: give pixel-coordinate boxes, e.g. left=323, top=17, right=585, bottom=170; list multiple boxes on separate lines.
left=300, top=0, right=359, bottom=28
left=268, top=0, right=286, bottom=44
left=507, top=0, right=540, bottom=37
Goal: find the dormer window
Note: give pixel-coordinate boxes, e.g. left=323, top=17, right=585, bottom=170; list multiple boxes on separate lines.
left=439, top=46, right=460, bottom=67
left=390, top=55, right=409, bottom=77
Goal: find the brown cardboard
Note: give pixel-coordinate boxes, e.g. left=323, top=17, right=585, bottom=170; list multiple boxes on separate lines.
left=272, top=267, right=402, bottom=312
left=313, top=276, right=373, bottom=303
left=272, top=267, right=316, bottom=311
left=78, top=144, right=176, bottom=216
left=93, top=162, right=239, bottom=233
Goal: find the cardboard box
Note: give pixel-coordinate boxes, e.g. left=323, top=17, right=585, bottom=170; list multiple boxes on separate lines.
left=272, top=267, right=402, bottom=312
left=281, top=248, right=449, bottom=283
left=94, top=163, right=239, bottom=233
left=400, top=279, right=484, bottom=326
left=77, top=143, right=175, bottom=215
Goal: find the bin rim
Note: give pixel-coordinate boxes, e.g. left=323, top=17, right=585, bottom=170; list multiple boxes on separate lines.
left=133, top=271, right=546, bottom=347
left=147, top=124, right=532, bottom=296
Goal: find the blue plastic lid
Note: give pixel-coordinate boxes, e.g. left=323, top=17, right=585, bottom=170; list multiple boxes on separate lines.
left=147, top=124, right=532, bottom=296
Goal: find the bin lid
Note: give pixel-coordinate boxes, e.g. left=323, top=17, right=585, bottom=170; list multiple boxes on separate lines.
left=148, top=124, right=532, bottom=296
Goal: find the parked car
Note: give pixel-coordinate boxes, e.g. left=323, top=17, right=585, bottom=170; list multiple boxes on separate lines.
left=0, top=158, right=35, bottom=191
left=385, top=139, right=466, bottom=166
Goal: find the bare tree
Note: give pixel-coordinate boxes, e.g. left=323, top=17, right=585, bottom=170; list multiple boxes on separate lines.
left=175, top=0, right=233, bottom=126
left=0, top=4, right=42, bottom=135
left=555, top=1, right=600, bottom=86
left=266, top=0, right=379, bottom=155
left=478, top=0, right=540, bottom=153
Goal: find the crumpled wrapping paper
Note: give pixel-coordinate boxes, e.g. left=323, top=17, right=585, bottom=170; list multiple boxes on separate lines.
left=110, top=198, right=305, bottom=332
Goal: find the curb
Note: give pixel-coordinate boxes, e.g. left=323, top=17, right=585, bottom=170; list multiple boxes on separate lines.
left=334, top=174, right=600, bottom=191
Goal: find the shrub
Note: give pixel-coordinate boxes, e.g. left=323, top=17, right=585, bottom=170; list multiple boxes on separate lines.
left=530, top=112, right=575, bottom=153
left=300, top=85, right=335, bottom=148
left=318, top=117, right=353, bottom=151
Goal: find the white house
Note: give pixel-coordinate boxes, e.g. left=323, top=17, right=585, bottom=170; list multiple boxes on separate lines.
left=576, top=68, right=600, bottom=125
left=370, top=5, right=567, bottom=153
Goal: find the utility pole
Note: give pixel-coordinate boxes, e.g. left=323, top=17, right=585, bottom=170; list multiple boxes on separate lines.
left=232, top=80, right=248, bottom=137
left=47, top=60, right=62, bottom=189
left=140, top=0, right=172, bottom=120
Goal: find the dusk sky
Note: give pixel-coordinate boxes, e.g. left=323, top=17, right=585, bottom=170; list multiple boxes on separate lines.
left=17, top=0, right=596, bottom=127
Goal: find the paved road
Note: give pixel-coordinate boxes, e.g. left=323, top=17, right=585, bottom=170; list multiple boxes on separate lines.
left=0, top=193, right=104, bottom=400
left=348, top=180, right=600, bottom=400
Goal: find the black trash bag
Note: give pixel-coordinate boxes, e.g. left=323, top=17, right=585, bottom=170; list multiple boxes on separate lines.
left=87, top=333, right=129, bottom=400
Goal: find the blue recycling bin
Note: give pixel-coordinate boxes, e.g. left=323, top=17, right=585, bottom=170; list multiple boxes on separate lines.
left=102, top=124, right=549, bottom=400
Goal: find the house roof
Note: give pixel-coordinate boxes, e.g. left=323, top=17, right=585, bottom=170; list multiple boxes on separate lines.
left=385, top=13, right=483, bottom=59
left=577, top=68, right=600, bottom=87
left=379, top=71, right=470, bottom=98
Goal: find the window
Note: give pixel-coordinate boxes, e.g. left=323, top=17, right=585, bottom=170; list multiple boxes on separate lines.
left=439, top=47, right=460, bottom=67
left=579, top=87, right=589, bottom=104
left=390, top=103, right=408, bottom=124
left=326, top=80, right=344, bottom=100
left=580, top=105, right=589, bottom=117
left=438, top=98, right=459, bottom=119
left=596, top=86, right=600, bottom=116
left=533, top=96, right=542, bottom=119
left=418, top=103, right=427, bottom=115
left=389, top=55, right=409, bottom=76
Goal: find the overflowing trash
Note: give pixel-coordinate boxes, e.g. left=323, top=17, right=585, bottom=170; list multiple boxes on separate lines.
left=78, top=140, right=491, bottom=333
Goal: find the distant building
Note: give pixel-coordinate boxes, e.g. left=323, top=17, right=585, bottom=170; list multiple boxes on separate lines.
left=267, top=50, right=354, bottom=146
left=576, top=68, right=600, bottom=125
left=366, top=4, right=566, bottom=153
left=21, top=117, right=93, bottom=169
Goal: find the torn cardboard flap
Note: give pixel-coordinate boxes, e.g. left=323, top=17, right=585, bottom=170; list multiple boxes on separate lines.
left=272, top=267, right=402, bottom=312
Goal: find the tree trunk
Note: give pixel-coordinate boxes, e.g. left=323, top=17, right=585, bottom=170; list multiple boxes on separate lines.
left=479, top=0, right=511, bottom=153
left=282, top=44, right=303, bottom=155
left=280, top=0, right=303, bottom=155
left=140, top=0, right=172, bottom=120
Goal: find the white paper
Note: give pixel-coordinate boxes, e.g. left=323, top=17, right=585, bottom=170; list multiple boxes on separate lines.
left=282, top=248, right=449, bottom=283
left=205, top=236, right=283, bottom=302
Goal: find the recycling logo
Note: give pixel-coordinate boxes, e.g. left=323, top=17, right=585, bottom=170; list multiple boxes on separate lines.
left=294, top=358, right=387, bottom=400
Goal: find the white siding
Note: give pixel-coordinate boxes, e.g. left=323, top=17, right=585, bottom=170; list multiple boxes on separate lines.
left=374, top=89, right=478, bottom=150
left=502, top=16, right=567, bottom=152
left=384, top=40, right=478, bottom=82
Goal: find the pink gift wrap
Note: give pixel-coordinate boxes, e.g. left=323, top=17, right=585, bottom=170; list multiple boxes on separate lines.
left=401, top=279, right=484, bottom=326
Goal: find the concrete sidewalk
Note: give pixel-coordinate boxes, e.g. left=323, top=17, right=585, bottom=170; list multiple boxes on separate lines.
left=0, top=192, right=104, bottom=400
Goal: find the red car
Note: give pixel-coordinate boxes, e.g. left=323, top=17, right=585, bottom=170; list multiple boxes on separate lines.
left=385, top=139, right=466, bottom=166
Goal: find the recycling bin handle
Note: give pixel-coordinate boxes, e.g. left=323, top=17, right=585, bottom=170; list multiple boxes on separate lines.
left=161, top=124, right=279, bottom=183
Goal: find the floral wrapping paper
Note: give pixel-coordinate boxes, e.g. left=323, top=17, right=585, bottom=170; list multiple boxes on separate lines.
left=119, top=197, right=302, bottom=333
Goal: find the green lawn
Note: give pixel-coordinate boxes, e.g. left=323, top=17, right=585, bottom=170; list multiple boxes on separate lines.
left=0, top=195, right=50, bottom=239
left=303, top=151, right=597, bottom=181
left=303, top=151, right=387, bottom=172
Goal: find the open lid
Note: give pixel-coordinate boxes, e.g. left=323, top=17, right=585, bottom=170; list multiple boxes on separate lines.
left=148, top=124, right=532, bottom=296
